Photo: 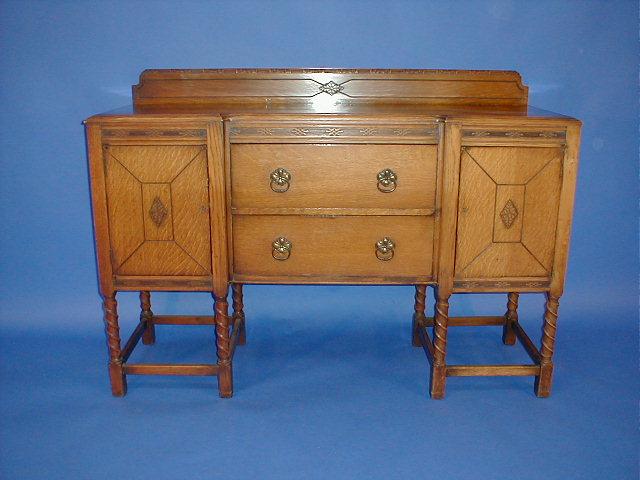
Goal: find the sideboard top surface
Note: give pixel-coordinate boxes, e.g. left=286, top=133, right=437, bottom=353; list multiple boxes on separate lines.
left=86, top=69, right=578, bottom=123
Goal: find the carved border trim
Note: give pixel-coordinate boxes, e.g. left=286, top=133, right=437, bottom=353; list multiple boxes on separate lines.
left=229, top=126, right=438, bottom=139
left=114, top=277, right=212, bottom=290
left=103, top=129, right=207, bottom=139
left=454, top=280, right=550, bottom=290
left=462, top=130, right=565, bottom=140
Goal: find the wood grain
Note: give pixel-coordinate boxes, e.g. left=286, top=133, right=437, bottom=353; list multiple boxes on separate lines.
left=172, top=151, right=212, bottom=271
left=108, top=145, right=203, bottom=182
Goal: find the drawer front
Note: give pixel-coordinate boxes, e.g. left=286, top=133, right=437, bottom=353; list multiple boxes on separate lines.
left=231, top=144, right=437, bottom=210
left=232, top=215, right=434, bottom=280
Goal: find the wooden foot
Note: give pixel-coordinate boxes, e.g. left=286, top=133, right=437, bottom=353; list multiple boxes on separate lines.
left=535, top=293, right=559, bottom=397
left=108, top=362, right=127, bottom=397
left=430, top=289, right=449, bottom=399
left=140, top=291, right=155, bottom=345
left=232, top=284, right=246, bottom=346
left=103, top=294, right=127, bottom=396
left=412, top=285, right=427, bottom=347
left=502, top=292, right=518, bottom=345
left=214, top=293, right=233, bottom=398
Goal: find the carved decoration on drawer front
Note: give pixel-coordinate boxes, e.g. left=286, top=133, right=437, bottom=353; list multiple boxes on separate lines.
left=462, top=130, right=566, bottom=140
left=318, top=81, right=344, bottom=95
left=149, top=197, right=169, bottom=227
left=499, top=199, right=519, bottom=229
left=230, top=126, right=437, bottom=139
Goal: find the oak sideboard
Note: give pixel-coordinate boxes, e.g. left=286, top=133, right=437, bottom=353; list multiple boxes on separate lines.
left=84, top=69, right=580, bottom=399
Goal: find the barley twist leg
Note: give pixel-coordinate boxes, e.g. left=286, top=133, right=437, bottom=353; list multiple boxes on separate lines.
left=140, top=291, right=155, bottom=345
left=103, top=294, right=126, bottom=396
left=214, top=293, right=233, bottom=398
left=502, top=292, right=519, bottom=345
left=412, top=285, right=427, bottom=347
left=535, top=293, right=560, bottom=397
left=232, top=283, right=246, bottom=346
left=430, top=289, right=449, bottom=399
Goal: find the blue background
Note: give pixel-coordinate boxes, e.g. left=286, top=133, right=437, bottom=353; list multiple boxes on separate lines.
left=1, top=1, right=637, bottom=479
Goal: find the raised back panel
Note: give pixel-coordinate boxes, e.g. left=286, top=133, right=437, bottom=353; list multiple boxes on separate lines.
left=133, top=69, right=528, bottom=110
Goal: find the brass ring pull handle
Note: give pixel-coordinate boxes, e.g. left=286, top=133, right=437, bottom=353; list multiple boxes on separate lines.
left=375, top=237, right=395, bottom=261
left=377, top=168, right=397, bottom=193
left=272, top=237, right=292, bottom=260
left=270, top=168, right=291, bottom=193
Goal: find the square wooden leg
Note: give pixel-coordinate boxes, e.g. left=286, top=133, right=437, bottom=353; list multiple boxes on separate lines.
left=140, top=291, right=155, bottom=345
left=214, top=292, right=233, bottom=398
left=108, top=362, right=127, bottom=397
left=103, top=294, right=127, bottom=396
left=430, top=289, right=449, bottom=399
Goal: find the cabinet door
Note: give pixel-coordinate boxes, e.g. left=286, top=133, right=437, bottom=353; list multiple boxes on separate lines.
left=104, top=145, right=212, bottom=276
left=455, top=146, right=563, bottom=281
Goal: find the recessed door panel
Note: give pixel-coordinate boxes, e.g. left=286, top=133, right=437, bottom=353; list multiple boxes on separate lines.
left=104, top=144, right=212, bottom=276
left=455, top=146, right=563, bottom=280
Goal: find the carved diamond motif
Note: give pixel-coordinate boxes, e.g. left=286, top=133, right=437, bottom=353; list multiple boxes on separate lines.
left=499, top=199, right=518, bottom=229
left=149, top=196, right=168, bottom=227
left=318, top=81, right=344, bottom=95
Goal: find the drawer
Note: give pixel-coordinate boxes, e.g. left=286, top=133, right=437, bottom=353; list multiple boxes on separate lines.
left=231, top=144, right=437, bottom=210
left=232, top=215, right=434, bottom=280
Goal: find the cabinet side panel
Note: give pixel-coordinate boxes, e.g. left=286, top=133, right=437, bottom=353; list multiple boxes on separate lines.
left=550, top=124, right=581, bottom=296
left=86, top=124, right=114, bottom=296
